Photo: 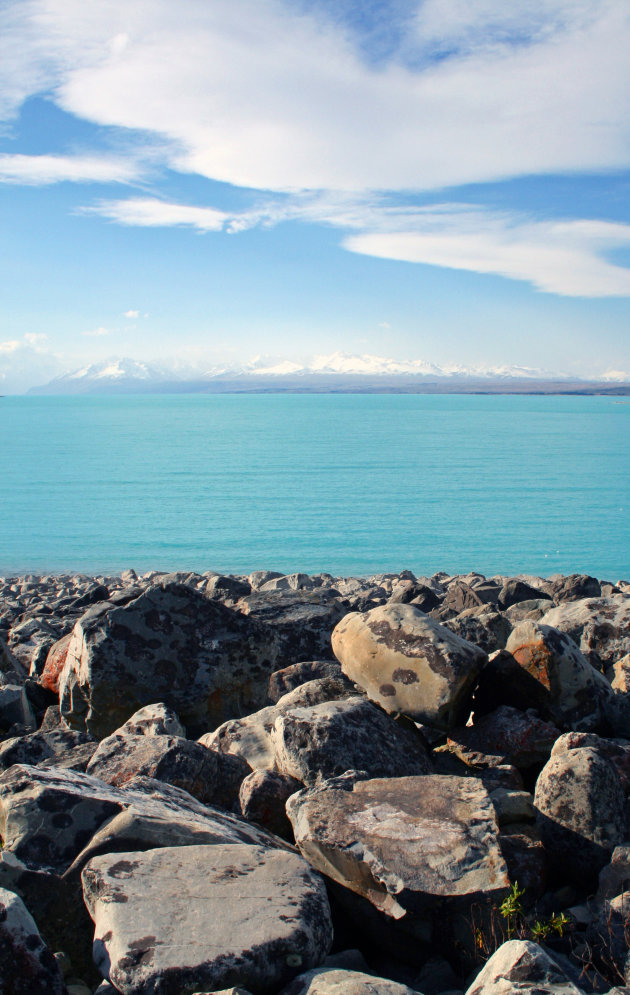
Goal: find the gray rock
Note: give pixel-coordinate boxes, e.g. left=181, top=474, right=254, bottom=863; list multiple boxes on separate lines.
left=541, top=596, right=630, bottom=669
left=534, top=747, right=627, bottom=886
left=505, top=620, right=613, bottom=729
left=268, top=661, right=346, bottom=703
left=238, top=589, right=348, bottom=662
left=589, top=891, right=630, bottom=984
left=287, top=774, right=508, bottom=920
left=0, top=719, right=95, bottom=772
left=444, top=607, right=512, bottom=654
left=82, top=843, right=333, bottom=995
left=597, top=847, right=630, bottom=907
left=331, top=604, right=486, bottom=730
left=0, top=885, right=66, bottom=994
left=541, top=573, right=602, bottom=603
left=271, top=696, right=431, bottom=786
left=464, top=939, right=583, bottom=995
left=550, top=731, right=630, bottom=794
left=205, top=676, right=360, bottom=772
left=116, top=701, right=186, bottom=738
left=279, top=966, right=420, bottom=994
left=498, top=579, right=552, bottom=610
left=59, top=581, right=282, bottom=739
left=0, top=764, right=287, bottom=874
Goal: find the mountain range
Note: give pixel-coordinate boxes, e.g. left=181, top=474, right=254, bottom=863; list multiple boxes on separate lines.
left=27, top=353, right=630, bottom=395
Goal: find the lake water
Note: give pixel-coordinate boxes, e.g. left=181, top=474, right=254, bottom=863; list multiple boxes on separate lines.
left=1, top=393, right=628, bottom=580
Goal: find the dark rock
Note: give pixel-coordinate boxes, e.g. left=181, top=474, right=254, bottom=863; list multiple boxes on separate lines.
left=498, top=579, right=552, bottom=610
left=239, top=769, right=302, bottom=839
left=444, top=607, right=512, bottom=654
left=542, top=574, right=602, bottom=603
left=0, top=885, right=66, bottom=994
left=238, top=589, right=348, bottom=662
left=448, top=706, right=560, bottom=769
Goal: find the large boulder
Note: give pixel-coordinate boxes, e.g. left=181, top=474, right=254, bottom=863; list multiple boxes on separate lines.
left=0, top=714, right=95, bottom=773
left=505, top=621, right=613, bottom=729
left=0, top=764, right=287, bottom=874
left=270, top=696, right=431, bottom=786
left=465, top=939, right=583, bottom=995
left=0, top=885, right=66, bottom=994
left=58, top=582, right=283, bottom=739
left=447, top=706, right=560, bottom=770
left=534, top=746, right=627, bottom=886
left=287, top=773, right=509, bottom=920
left=540, top=596, right=630, bottom=669
left=82, top=843, right=333, bottom=995
left=331, top=604, right=486, bottom=729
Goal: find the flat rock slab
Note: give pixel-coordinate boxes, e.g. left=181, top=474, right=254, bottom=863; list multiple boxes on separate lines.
left=0, top=764, right=286, bottom=874
left=331, top=604, right=486, bottom=729
left=82, top=843, right=333, bottom=995
left=287, top=774, right=508, bottom=919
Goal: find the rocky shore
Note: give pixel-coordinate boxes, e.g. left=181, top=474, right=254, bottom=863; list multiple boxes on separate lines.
left=1, top=566, right=630, bottom=995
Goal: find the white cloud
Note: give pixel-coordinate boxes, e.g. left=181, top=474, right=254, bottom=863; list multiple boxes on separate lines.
left=23, top=332, right=48, bottom=345
left=0, top=153, right=141, bottom=185
left=2, top=0, right=630, bottom=193
left=89, top=197, right=227, bottom=231
left=0, top=340, right=21, bottom=354
left=123, top=309, right=139, bottom=318
left=0, top=335, right=64, bottom=393
left=83, top=326, right=109, bottom=337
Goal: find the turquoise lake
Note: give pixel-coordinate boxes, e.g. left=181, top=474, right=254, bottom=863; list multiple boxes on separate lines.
left=1, top=393, right=628, bottom=579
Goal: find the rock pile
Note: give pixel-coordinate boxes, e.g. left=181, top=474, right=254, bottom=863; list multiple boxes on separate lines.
left=1, top=566, right=630, bottom=995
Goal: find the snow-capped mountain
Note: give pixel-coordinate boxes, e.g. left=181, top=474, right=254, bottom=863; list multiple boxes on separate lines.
left=27, top=352, right=629, bottom=394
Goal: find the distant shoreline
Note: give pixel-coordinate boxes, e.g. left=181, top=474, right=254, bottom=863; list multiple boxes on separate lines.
left=24, top=376, right=630, bottom=397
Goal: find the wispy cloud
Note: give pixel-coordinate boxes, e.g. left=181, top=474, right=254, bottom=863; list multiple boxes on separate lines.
left=123, top=309, right=139, bottom=318
left=0, top=153, right=141, bottom=185
left=87, top=194, right=630, bottom=298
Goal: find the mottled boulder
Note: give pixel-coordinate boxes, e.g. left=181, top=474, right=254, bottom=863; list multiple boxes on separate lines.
left=541, top=596, right=630, bottom=669
left=58, top=582, right=282, bottom=739
left=332, top=604, right=486, bottom=730
left=239, top=769, right=302, bottom=839
left=82, top=844, right=333, bottom=995
left=268, top=661, right=346, bottom=704
left=279, top=967, right=420, bottom=995
left=534, top=747, right=627, bottom=886
left=40, top=632, right=73, bottom=694
left=287, top=774, right=508, bottom=920
left=444, top=607, right=512, bottom=654
left=498, top=579, right=551, bottom=610
left=239, top=589, right=347, bottom=662
left=433, top=580, right=485, bottom=620
left=206, top=676, right=360, bottom=772
left=205, top=573, right=252, bottom=603
left=86, top=731, right=237, bottom=806
left=0, top=764, right=285, bottom=874
left=505, top=621, right=613, bottom=729
left=551, top=731, right=630, bottom=794
left=0, top=717, right=95, bottom=773
left=465, top=939, right=583, bottom=995
left=271, top=696, right=431, bottom=786
left=447, top=706, right=560, bottom=769
left=0, top=885, right=66, bottom=994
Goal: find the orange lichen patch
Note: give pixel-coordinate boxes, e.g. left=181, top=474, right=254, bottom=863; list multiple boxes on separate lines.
left=40, top=633, right=73, bottom=694
left=511, top=641, right=552, bottom=691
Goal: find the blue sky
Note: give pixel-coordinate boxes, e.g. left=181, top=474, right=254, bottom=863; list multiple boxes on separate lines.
left=1, top=0, right=630, bottom=391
